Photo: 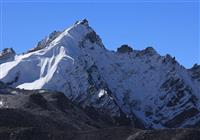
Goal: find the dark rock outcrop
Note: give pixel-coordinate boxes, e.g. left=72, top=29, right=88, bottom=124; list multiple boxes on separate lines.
left=0, top=48, right=15, bottom=56
left=117, top=45, right=133, bottom=53
left=189, top=64, right=200, bottom=81
left=0, top=48, right=16, bottom=64
left=27, top=31, right=62, bottom=53
left=127, top=129, right=200, bottom=140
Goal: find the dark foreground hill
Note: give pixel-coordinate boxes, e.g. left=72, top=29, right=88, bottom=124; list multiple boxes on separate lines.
left=0, top=82, right=199, bottom=140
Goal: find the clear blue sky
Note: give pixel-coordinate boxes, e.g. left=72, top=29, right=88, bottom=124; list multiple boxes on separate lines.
left=0, top=0, right=199, bottom=68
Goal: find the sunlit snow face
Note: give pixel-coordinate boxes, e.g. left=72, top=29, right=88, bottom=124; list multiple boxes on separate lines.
left=98, top=89, right=107, bottom=98
left=0, top=100, right=4, bottom=108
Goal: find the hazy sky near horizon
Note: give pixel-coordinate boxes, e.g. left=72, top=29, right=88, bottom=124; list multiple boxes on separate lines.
left=0, top=0, right=199, bottom=68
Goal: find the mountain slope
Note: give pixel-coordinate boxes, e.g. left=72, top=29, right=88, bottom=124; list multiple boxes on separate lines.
left=0, top=81, right=137, bottom=140
left=0, top=19, right=199, bottom=129
left=0, top=82, right=200, bottom=140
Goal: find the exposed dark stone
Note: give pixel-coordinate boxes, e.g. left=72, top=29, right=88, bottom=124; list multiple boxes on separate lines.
left=10, top=128, right=50, bottom=140
left=28, top=93, right=49, bottom=110
left=136, top=47, right=157, bottom=57
left=0, top=109, right=37, bottom=128
left=117, top=45, right=133, bottom=53
left=191, top=64, right=200, bottom=70
left=27, top=31, right=61, bottom=53
left=85, top=31, right=101, bottom=44
left=164, top=108, right=199, bottom=128
left=144, top=47, right=155, bottom=53
left=75, top=19, right=89, bottom=25
left=156, top=77, right=200, bottom=128
left=79, top=19, right=89, bottom=25
left=189, top=64, right=200, bottom=81
left=0, top=48, right=16, bottom=63
left=0, top=48, right=15, bottom=56
left=127, top=129, right=200, bottom=140
left=161, top=77, right=197, bottom=108
left=0, top=81, right=9, bottom=89
left=162, top=54, right=177, bottom=64
left=79, top=30, right=105, bottom=49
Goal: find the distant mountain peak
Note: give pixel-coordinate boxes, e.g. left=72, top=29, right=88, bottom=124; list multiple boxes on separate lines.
left=50, top=19, right=105, bottom=50
left=26, top=19, right=104, bottom=54
left=75, top=19, right=89, bottom=26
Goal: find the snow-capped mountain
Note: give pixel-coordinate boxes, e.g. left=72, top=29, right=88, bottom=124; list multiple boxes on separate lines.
left=0, top=19, right=200, bottom=129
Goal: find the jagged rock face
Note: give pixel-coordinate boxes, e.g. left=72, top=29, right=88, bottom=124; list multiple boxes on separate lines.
left=0, top=48, right=16, bottom=64
left=0, top=48, right=15, bottom=57
left=152, top=77, right=199, bottom=128
left=127, top=129, right=200, bottom=140
left=117, top=45, right=133, bottom=53
left=0, top=20, right=200, bottom=129
left=27, top=30, right=62, bottom=53
left=189, top=64, right=200, bottom=82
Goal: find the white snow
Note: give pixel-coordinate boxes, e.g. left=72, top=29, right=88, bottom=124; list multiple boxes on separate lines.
left=98, top=89, right=107, bottom=98
left=0, top=100, right=4, bottom=108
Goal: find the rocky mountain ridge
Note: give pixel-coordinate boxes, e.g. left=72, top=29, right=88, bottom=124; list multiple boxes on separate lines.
left=0, top=19, right=199, bottom=129
left=0, top=48, right=16, bottom=64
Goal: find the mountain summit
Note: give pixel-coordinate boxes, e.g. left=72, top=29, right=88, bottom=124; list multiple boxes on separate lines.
left=0, top=19, right=200, bottom=129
